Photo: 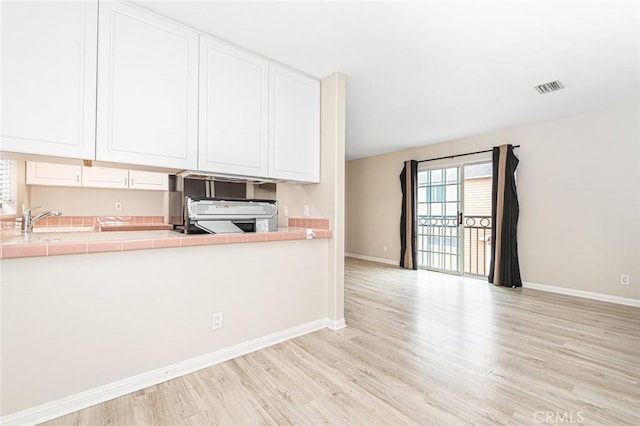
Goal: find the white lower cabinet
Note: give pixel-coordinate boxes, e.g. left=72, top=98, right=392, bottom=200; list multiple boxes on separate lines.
left=26, top=162, right=82, bottom=187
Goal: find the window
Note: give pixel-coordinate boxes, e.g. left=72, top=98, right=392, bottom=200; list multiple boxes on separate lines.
left=0, top=159, right=15, bottom=214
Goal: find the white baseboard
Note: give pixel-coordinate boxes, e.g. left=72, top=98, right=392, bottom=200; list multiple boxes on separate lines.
left=0, top=318, right=340, bottom=426
left=345, top=252, right=398, bottom=266
left=523, top=281, right=640, bottom=308
left=326, top=317, right=347, bottom=330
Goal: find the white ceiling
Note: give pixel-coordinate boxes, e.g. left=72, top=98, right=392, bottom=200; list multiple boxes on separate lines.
left=137, top=1, right=640, bottom=160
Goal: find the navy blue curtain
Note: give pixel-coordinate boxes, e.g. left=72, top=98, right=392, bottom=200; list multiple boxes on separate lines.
left=488, top=144, right=522, bottom=287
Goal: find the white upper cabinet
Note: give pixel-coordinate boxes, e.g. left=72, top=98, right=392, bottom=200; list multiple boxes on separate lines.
left=83, top=167, right=166, bottom=191
left=82, top=167, right=129, bottom=189
left=269, top=65, right=320, bottom=183
left=26, top=162, right=82, bottom=187
left=96, top=1, right=198, bottom=170
left=28, top=162, right=167, bottom=191
left=128, top=170, right=168, bottom=191
left=199, top=36, right=269, bottom=177
left=1, top=0, right=97, bottom=159
left=4, top=1, right=320, bottom=180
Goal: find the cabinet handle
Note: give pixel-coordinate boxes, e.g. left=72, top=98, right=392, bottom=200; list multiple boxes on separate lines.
left=130, top=178, right=133, bottom=186
left=76, top=175, right=80, bottom=183
left=124, top=178, right=128, bottom=186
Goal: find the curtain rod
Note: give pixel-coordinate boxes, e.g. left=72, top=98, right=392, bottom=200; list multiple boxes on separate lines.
left=417, top=145, right=520, bottom=163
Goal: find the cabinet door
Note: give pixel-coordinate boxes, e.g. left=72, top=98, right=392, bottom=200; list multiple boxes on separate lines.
left=269, top=65, right=320, bottom=183
left=96, top=1, right=198, bottom=170
left=82, top=167, right=129, bottom=189
left=26, top=162, right=82, bottom=187
left=129, top=171, right=168, bottom=191
left=199, top=36, right=269, bottom=177
left=1, top=1, right=97, bottom=159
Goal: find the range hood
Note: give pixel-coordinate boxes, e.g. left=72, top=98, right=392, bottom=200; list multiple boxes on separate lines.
left=176, top=170, right=275, bottom=185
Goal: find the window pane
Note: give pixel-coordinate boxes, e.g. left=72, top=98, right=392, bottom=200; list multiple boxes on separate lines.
left=0, top=159, right=13, bottom=204
left=445, top=184, right=458, bottom=201
left=464, top=163, right=492, bottom=179
left=418, top=171, right=429, bottom=185
left=418, top=186, right=428, bottom=202
left=446, top=167, right=458, bottom=183
left=431, top=169, right=443, bottom=185
left=445, top=202, right=458, bottom=216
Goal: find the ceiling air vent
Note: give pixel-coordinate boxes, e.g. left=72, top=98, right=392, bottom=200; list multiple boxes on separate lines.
left=534, top=80, right=565, bottom=94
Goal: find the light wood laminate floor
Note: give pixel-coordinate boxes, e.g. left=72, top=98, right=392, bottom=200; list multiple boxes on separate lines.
left=44, top=258, right=640, bottom=425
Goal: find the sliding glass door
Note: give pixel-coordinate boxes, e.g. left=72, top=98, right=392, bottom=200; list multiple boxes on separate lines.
left=417, top=162, right=493, bottom=276
left=417, top=167, right=462, bottom=273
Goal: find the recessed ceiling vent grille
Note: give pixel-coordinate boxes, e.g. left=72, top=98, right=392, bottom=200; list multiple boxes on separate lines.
left=534, top=80, right=565, bottom=94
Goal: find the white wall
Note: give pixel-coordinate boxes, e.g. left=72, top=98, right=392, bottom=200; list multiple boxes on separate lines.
left=29, top=185, right=165, bottom=217
left=346, top=104, right=640, bottom=300
left=0, top=240, right=329, bottom=415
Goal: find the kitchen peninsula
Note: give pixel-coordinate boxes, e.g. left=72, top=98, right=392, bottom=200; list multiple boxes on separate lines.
left=1, top=216, right=338, bottom=421
left=0, top=217, right=333, bottom=259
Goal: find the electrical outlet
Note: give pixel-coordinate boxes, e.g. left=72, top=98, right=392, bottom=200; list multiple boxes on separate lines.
left=383, top=246, right=388, bottom=253
left=283, top=205, right=289, bottom=217
left=212, top=312, right=223, bottom=329
left=303, top=205, right=310, bottom=217
left=114, top=201, right=122, bottom=211
left=620, top=274, right=630, bottom=285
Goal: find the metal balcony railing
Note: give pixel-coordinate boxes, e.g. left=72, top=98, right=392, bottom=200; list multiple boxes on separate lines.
left=463, top=215, right=492, bottom=276
left=416, top=214, right=492, bottom=276
left=417, top=215, right=459, bottom=272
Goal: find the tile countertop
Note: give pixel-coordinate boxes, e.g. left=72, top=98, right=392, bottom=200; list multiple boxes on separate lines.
left=0, top=228, right=333, bottom=259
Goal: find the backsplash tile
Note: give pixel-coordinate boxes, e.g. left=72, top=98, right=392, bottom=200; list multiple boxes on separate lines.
left=4, top=216, right=328, bottom=231
left=0, top=215, right=169, bottom=231
left=288, top=217, right=330, bottom=230
left=0, top=218, right=20, bottom=230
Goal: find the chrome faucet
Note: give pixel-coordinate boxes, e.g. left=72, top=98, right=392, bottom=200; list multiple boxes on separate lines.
left=21, top=207, right=62, bottom=234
